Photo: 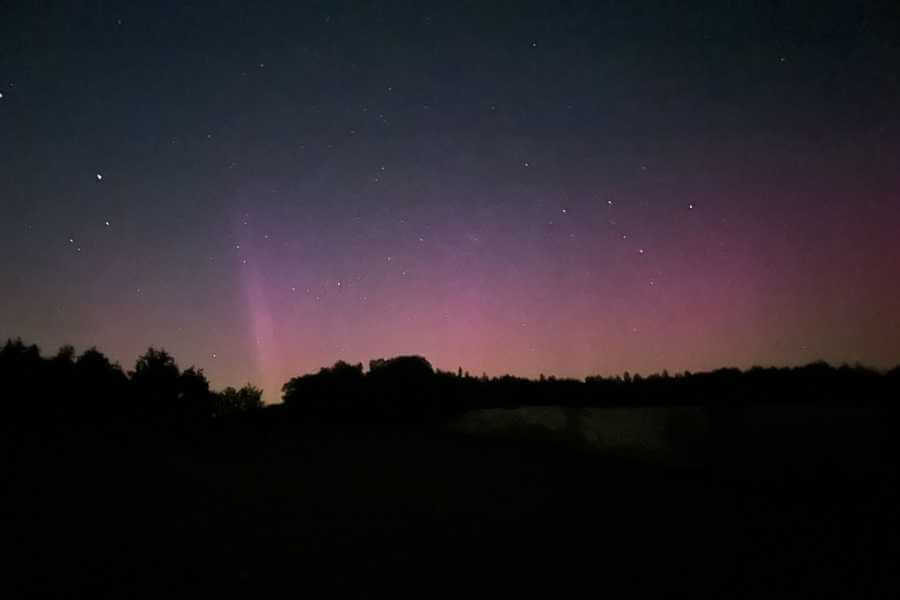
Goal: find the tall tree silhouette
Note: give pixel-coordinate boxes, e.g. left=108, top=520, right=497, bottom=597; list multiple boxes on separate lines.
left=178, top=367, right=213, bottom=422
left=130, top=347, right=180, bottom=420
left=74, top=347, right=128, bottom=418
left=2, top=338, right=45, bottom=418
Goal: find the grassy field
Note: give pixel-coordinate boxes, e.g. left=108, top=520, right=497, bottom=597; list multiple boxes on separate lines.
left=6, top=409, right=898, bottom=597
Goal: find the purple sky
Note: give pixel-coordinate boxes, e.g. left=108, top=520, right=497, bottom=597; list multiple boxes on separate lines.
left=2, top=2, right=899, bottom=400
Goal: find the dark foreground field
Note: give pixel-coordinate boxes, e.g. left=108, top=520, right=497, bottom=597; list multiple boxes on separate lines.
left=5, top=410, right=898, bottom=598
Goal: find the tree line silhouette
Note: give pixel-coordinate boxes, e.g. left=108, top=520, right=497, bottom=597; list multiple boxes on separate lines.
left=5, top=336, right=898, bottom=426
left=2, top=337, right=261, bottom=424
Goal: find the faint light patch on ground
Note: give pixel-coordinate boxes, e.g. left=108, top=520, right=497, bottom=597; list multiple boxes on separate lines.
left=450, top=405, right=710, bottom=466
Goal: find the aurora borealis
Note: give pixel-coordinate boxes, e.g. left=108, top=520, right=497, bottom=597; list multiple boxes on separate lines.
left=2, top=1, right=899, bottom=401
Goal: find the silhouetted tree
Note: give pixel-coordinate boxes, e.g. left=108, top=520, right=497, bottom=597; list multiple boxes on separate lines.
left=130, top=347, right=180, bottom=420
left=282, top=360, right=364, bottom=420
left=213, top=384, right=263, bottom=417
left=53, top=345, right=76, bottom=370
left=178, top=367, right=213, bottom=422
left=2, top=338, right=48, bottom=418
left=74, top=347, right=128, bottom=418
left=46, top=345, right=76, bottom=415
left=368, top=355, right=436, bottom=422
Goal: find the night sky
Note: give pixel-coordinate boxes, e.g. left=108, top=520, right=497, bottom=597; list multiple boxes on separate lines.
left=2, top=1, right=899, bottom=401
